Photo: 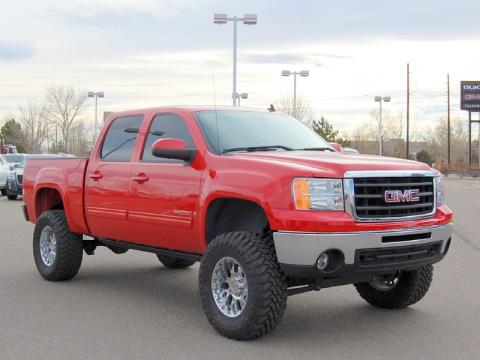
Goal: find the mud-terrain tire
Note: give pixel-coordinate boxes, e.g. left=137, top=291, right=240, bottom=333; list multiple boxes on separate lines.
left=199, top=231, right=288, bottom=340
left=33, top=210, right=83, bottom=281
left=355, top=265, right=433, bottom=309
left=156, top=254, right=195, bottom=269
left=7, top=194, right=17, bottom=200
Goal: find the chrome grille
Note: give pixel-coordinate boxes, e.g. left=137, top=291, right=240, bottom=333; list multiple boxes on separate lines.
left=344, top=171, right=436, bottom=222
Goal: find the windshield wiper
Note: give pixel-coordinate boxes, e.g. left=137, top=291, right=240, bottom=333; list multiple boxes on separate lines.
left=222, top=145, right=294, bottom=154
left=300, top=147, right=335, bottom=152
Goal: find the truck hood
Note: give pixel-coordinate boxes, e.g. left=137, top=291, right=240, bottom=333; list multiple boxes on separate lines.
left=230, top=151, right=432, bottom=178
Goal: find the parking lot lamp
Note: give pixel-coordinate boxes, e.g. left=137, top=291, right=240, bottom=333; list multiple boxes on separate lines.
left=214, top=14, right=257, bottom=106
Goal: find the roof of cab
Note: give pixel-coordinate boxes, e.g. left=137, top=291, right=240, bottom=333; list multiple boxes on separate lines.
left=106, top=106, right=270, bottom=119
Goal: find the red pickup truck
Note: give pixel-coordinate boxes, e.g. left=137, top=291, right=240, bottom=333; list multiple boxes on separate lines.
left=23, top=106, right=453, bottom=340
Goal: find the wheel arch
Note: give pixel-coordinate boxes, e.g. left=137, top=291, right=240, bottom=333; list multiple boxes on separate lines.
left=204, top=197, right=270, bottom=247
left=33, top=185, right=87, bottom=234
left=34, top=187, right=65, bottom=220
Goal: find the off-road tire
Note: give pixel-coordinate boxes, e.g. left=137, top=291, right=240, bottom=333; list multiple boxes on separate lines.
left=33, top=210, right=83, bottom=281
left=1, top=189, right=6, bottom=196
left=156, top=254, right=195, bottom=269
left=199, top=231, right=288, bottom=340
left=7, top=194, right=17, bottom=200
left=355, top=265, right=433, bottom=309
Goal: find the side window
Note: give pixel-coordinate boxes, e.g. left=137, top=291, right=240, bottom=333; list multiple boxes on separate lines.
left=100, top=115, right=143, bottom=162
left=142, top=114, right=194, bottom=162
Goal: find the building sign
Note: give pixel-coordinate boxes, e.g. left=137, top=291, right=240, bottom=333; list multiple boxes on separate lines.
left=461, top=81, right=480, bottom=110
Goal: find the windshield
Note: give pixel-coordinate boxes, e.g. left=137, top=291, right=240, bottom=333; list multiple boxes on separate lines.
left=4, top=154, right=26, bottom=167
left=194, top=111, right=331, bottom=154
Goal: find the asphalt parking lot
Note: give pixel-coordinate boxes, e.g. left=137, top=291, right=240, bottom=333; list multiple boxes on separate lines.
left=0, top=178, right=479, bottom=360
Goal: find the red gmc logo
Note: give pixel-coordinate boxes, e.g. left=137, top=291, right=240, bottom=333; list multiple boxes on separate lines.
left=384, top=189, right=420, bottom=203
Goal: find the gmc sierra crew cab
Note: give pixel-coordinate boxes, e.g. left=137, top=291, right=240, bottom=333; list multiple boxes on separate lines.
left=23, top=106, right=453, bottom=340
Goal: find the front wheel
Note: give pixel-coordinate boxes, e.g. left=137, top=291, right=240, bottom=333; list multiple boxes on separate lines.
left=354, top=265, right=433, bottom=309
left=0, top=189, right=6, bottom=196
left=7, top=194, right=17, bottom=200
left=33, top=210, right=83, bottom=281
left=199, top=232, right=288, bottom=340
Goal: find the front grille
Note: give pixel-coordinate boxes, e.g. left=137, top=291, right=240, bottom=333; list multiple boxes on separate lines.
left=353, top=177, right=434, bottom=220
left=355, top=242, right=442, bottom=270
left=16, top=174, right=23, bottom=185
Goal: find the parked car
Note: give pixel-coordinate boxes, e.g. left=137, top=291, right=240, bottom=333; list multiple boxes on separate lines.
left=1, top=144, right=17, bottom=154
left=4, top=153, right=27, bottom=200
left=0, top=155, right=10, bottom=196
left=23, top=107, right=453, bottom=340
left=329, top=142, right=343, bottom=152
left=342, top=147, right=360, bottom=154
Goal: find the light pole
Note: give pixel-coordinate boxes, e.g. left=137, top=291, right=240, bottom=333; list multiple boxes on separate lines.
left=88, top=91, right=104, bottom=138
left=214, top=13, right=257, bottom=107
left=281, top=70, right=309, bottom=118
left=374, top=96, right=391, bottom=156
left=236, top=92, right=248, bottom=107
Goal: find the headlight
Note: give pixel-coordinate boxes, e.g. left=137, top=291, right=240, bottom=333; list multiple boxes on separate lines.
left=435, top=175, right=444, bottom=206
left=293, top=178, right=344, bottom=210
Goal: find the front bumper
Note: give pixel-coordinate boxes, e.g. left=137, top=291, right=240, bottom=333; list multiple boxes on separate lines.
left=273, top=224, right=452, bottom=280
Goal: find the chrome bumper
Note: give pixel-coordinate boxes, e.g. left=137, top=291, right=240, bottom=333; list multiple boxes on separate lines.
left=273, top=224, right=453, bottom=266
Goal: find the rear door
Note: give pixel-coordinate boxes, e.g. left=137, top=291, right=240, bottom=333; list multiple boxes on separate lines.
left=128, top=113, right=202, bottom=253
left=85, top=115, right=143, bottom=241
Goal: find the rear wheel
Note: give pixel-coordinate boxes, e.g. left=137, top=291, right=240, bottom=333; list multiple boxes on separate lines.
left=156, top=254, right=195, bottom=269
left=33, top=210, right=83, bottom=281
left=1, top=189, right=6, bottom=196
left=199, top=231, right=288, bottom=340
left=354, top=265, right=433, bottom=309
left=7, top=194, right=17, bottom=200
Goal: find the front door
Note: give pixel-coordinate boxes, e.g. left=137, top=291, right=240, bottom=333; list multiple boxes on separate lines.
left=85, top=115, right=143, bottom=241
left=128, top=113, right=202, bottom=253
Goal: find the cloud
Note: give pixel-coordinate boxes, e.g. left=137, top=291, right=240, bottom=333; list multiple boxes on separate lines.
left=242, top=51, right=353, bottom=67
left=244, top=53, right=316, bottom=65
left=0, top=42, right=35, bottom=61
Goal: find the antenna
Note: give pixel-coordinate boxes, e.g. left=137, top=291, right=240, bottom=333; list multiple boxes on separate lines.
left=211, top=71, right=221, bottom=153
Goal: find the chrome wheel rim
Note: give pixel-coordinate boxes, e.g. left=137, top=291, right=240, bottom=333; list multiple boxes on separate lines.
left=370, top=273, right=400, bottom=291
left=211, top=257, right=248, bottom=318
left=39, top=225, right=57, bottom=267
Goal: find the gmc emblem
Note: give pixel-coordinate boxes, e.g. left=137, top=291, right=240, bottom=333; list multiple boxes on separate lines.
left=384, top=189, right=420, bottom=203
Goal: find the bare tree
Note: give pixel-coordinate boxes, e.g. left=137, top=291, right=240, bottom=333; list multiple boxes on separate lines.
left=69, top=121, right=92, bottom=156
left=423, top=117, right=469, bottom=166
left=18, top=101, right=48, bottom=153
left=349, top=111, right=406, bottom=157
left=275, top=95, right=312, bottom=124
left=45, top=86, right=87, bottom=153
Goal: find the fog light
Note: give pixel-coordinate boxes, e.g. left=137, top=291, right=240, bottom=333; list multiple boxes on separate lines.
left=317, top=253, right=329, bottom=271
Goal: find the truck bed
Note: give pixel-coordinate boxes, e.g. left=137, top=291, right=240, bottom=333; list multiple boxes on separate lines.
left=23, top=157, right=90, bottom=234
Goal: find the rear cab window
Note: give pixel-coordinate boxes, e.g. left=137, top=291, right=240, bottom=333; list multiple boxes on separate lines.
left=100, top=115, right=143, bottom=162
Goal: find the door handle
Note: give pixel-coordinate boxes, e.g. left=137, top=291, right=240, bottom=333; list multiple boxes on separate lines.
left=132, top=174, right=149, bottom=183
left=89, top=172, right=103, bottom=181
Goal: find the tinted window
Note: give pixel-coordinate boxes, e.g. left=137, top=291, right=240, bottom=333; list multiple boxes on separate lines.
left=142, top=114, right=194, bottom=162
left=194, top=111, right=331, bottom=154
left=100, top=116, right=143, bottom=161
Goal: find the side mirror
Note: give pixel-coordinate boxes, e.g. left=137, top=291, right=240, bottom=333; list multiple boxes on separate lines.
left=152, top=138, right=196, bottom=162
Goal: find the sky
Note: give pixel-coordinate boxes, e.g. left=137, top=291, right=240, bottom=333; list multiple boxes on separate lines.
left=0, top=0, right=479, bottom=137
